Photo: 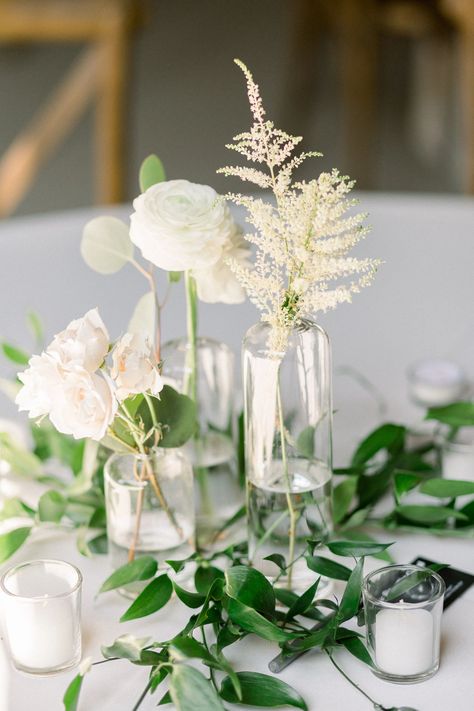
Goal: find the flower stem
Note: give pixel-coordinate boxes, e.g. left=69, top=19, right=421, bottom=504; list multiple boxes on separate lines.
left=326, top=651, right=379, bottom=707
left=276, top=376, right=297, bottom=589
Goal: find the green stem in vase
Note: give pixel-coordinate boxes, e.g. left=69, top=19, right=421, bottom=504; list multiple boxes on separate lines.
left=184, top=271, right=214, bottom=528
left=276, top=375, right=297, bottom=589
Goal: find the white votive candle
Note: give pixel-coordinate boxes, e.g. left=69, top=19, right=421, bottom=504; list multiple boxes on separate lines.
left=0, top=559, right=82, bottom=674
left=407, top=360, right=467, bottom=407
left=375, top=608, right=434, bottom=676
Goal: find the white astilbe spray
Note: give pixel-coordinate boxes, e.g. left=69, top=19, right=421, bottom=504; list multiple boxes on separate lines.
left=218, top=59, right=380, bottom=350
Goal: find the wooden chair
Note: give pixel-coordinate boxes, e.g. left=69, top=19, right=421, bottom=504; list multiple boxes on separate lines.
left=0, top=0, right=141, bottom=217
left=286, top=0, right=474, bottom=192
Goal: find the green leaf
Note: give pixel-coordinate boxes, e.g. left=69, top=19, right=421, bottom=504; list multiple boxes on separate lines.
left=296, top=426, right=315, bottom=459
left=26, top=311, right=44, bottom=345
left=419, top=479, right=474, bottom=498
left=168, top=271, right=182, bottom=283
left=101, top=634, right=151, bottom=662
left=138, top=386, right=197, bottom=448
left=87, top=532, right=108, bottom=555
left=1, top=343, right=30, bottom=365
left=333, top=478, right=357, bottom=524
left=195, top=566, right=225, bottom=595
left=337, top=558, right=363, bottom=623
left=0, top=527, right=31, bottom=563
left=173, top=582, right=206, bottom=608
left=157, top=690, right=172, bottom=705
left=220, top=672, right=308, bottom=710
left=394, top=471, right=422, bottom=504
left=396, top=505, right=468, bottom=524
left=81, top=216, right=133, bottom=274
left=63, top=674, right=83, bottom=711
left=120, top=574, right=172, bottom=621
left=385, top=567, right=447, bottom=602
left=305, top=555, right=351, bottom=581
left=38, top=490, right=67, bottom=523
left=139, top=154, right=166, bottom=192
left=339, top=531, right=394, bottom=563
left=99, top=556, right=157, bottom=593
left=0, top=497, right=35, bottom=521
left=286, top=579, right=320, bottom=620
left=170, top=636, right=218, bottom=666
left=351, top=424, right=405, bottom=467
left=426, top=402, right=474, bottom=427
left=170, top=664, right=225, bottom=711
left=327, top=540, right=393, bottom=558
left=263, top=554, right=286, bottom=572
left=225, top=565, right=275, bottom=617
left=226, top=598, right=294, bottom=642
left=338, top=636, right=374, bottom=667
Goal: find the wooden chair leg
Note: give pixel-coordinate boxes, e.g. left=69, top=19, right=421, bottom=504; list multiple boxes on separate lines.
left=95, top=16, right=129, bottom=205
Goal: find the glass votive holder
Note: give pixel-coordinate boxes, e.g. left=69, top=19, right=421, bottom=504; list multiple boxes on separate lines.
left=363, top=564, right=445, bottom=684
left=406, top=359, right=468, bottom=408
left=439, top=427, right=474, bottom=482
left=0, top=559, right=82, bottom=675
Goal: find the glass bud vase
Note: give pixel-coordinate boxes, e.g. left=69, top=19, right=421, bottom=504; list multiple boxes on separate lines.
left=161, top=337, right=243, bottom=547
left=243, top=319, right=333, bottom=593
left=105, top=449, right=194, bottom=593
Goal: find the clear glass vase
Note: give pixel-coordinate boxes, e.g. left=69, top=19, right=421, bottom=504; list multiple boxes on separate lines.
left=162, top=337, right=243, bottom=547
left=104, top=449, right=194, bottom=591
left=243, top=319, right=333, bottom=593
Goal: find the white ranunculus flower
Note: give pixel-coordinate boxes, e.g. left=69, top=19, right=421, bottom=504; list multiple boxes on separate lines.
left=49, top=368, right=117, bottom=441
left=15, top=352, right=64, bottom=418
left=47, top=308, right=109, bottom=373
left=111, top=333, right=163, bottom=401
left=192, top=230, right=251, bottom=304
left=129, top=179, right=236, bottom=271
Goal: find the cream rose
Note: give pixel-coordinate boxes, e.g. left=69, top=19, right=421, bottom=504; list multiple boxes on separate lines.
left=49, top=368, right=117, bottom=441
left=192, top=230, right=251, bottom=304
left=47, top=308, right=109, bottom=373
left=129, top=179, right=236, bottom=271
left=15, top=352, right=63, bottom=418
left=111, top=333, right=163, bottom=401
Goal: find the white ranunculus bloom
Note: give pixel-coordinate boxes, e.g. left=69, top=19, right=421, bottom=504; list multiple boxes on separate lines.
left=129, top=179, right=236, bottom=271
left=49, top=368, right=117, bottom=441
left=47, top=308, right=109, bottom=373
left=15, top=352, right=63, bottom=419
left=111, top=332, right=163, bottom=401
left=192, top=230, right=251, bottom=304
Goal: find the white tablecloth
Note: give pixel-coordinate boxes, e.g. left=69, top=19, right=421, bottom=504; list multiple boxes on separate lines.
left=0, top=193, right=473, bottom=710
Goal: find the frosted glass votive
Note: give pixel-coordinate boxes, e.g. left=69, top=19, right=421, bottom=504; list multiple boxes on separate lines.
left=407, top=359, right=467, bottom=408
left=0, top=559, right=82, bottom=675
left=363, top=564, right=445, bottom=684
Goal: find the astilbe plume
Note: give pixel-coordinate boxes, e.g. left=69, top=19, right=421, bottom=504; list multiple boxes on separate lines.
left=218, top=59, right=380, bottom=349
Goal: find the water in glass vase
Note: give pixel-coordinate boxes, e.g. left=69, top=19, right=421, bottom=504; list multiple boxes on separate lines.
left=248, top=459, right=332, bottom=594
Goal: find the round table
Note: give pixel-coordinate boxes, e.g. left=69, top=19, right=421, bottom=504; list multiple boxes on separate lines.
left=0, top=193, right=473, bottom=710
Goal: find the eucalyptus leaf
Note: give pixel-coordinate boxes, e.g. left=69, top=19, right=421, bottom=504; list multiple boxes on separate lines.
left=170, top=664, right=225, bottom=711
left=139, top=154, right=166, bottom=192
left=419, top=479, right=474, bottom=498
left=226, top=598, right=294, bottom=642
left=120, top=574, right=172, bottom=621
left=426, top=402, right=474, bottom=427
left=38, top=490, right=67, bottom=523
left=81, top=216, right=133, bottom=274
left=220, top=671, right=308, bottom=710
left=63, top=674, right=83, bottom=711
left=0, top=526, right=31, bottom=563
left=225, top=565, right=275, bottom=617
left=99, top=556, right=157, bottom=593
left=128, top=291, right=156, bottom=344
left=1, top=343, right=29, bottom=365
left=327, top=540, right=393, bottom=558
left=138, top=386, right=197, bottom=448
left=396, top=505, right=468, bottom=524
left=333, top=477, right=357, bottom=524
left=305, top=555, right=352, bottom=581
left=101, top=634, right=151, bottom=662
left=351, top=424, right=405, bottom=467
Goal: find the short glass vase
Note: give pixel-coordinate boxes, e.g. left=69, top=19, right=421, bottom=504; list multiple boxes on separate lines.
left=243, top=319, right=333, bottom=593
left=162, top=336, right=243, bottom=547
left=363, top=564, right=445, bottom=683
left=105, top=450, right=194, bottom=592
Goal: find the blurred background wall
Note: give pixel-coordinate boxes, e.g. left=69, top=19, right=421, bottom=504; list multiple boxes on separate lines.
left=0, top=0, right=470, bottom=216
